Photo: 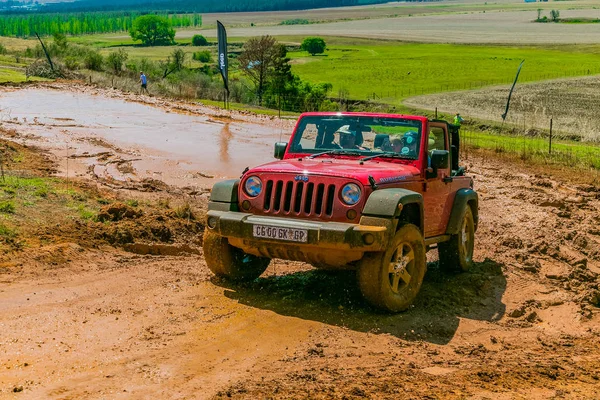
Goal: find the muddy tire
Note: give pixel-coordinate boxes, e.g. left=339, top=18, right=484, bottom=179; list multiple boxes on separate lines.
left=357, top=224, right=427, bottom=312
left=203, top=229, right=270, bottom=281
left=438, top=206, right=475, bottom=273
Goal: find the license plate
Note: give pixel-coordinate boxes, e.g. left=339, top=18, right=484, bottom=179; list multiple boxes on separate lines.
left=252, top=225, right=308, bottom=243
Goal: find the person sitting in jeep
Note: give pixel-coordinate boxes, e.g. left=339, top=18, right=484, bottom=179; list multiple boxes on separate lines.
left=338, top=125, right=368, bottom=150
left=397, top=131, right=419, bottom=158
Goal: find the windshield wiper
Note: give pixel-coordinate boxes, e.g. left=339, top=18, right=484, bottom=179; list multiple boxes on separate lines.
left=359, top=152, right=414, bottom=162
left=308, top=150, right=363, bottom=159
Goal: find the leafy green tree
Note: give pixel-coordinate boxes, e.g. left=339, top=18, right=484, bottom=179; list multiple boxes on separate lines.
left=84, top=51, right=103, bottom=71
left=52, top=32, right=68, bottom=50
left=550, top=9, right=560, bottom=22
left=263, top=44, right=294, bottom=108
left=192, top=34, right=208, bottom=46
left=238, top=35, right=281, bottom=105
left=303, top=82, right=333, bottom=111
left=300, top=37, right=326, bottom=56
left=106, top=48, right=128, bottom=75
left=129, top=15, right=175, bottom=46
left=64, top=57, right=80, bottom=71
left=193, top=50, right=211, bottom=62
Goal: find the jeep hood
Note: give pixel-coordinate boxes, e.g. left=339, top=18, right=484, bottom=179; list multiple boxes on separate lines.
left=246, top=158, right=420, bottom=185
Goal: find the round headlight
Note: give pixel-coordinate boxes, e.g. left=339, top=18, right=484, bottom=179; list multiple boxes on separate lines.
left=244, top=176, right=263, bottom=197
left=341, top=183, right=361, bottom=205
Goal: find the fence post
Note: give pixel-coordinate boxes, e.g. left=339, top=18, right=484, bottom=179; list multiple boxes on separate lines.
left=0, top=152, right=4, bottom=183
left=549, top=118, right=553, bottom=155
left=435, top=107, right=438, bottom=119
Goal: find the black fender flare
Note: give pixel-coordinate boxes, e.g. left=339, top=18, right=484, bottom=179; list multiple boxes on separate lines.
left=208, top=179, right=240, bottom=212
left=361, top=188, right=424, bottom=232
left=446, top=188, right=479, bottom=235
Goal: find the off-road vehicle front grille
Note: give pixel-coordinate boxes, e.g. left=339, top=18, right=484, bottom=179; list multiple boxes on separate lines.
left=262, top=179, right=336, bottom=217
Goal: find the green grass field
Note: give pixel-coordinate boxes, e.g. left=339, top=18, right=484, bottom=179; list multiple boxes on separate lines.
left=0, top=53, right=45, bottom=83
left=0, top=67, right=36, bottom=83
left=62, top=34, right=600, bottom=107
left=286, top=41, right=600, bottom=103
left=462, top=129, right=600, bottom=170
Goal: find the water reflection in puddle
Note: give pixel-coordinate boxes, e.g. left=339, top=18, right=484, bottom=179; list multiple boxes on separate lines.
left=0, top=88, right=288, bottom=178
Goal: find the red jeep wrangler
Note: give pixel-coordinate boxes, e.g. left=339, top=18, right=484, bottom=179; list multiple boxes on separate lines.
left=204, top=112, right=478, bottom=312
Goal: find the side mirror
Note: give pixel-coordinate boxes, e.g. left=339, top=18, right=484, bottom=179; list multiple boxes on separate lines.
left=274, top=142, right=288, bottom=160
left=430, top=150, right=449, bottom=170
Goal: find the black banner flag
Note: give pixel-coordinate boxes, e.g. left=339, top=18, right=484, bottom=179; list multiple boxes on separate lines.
left=217, top=21, right=229, bottom=94
left=502, top=60, right=525, bottom=121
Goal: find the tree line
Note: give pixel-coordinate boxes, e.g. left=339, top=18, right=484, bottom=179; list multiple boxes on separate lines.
left=38, top=0, right=381, bottom=13
left=0, top=12, right=201, bottom=38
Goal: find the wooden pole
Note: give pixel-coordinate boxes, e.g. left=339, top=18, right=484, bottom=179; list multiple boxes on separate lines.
left=549, top=118, right=553, bottom=155
left=35, top=32, right=54, bottom=71
left=66, top=142, right=69, bottom=191
left=0, top=152, right=5, bottom=183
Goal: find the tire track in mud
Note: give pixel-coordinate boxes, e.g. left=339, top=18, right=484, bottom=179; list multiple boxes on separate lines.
left=473, top=161, right=599, bottom=322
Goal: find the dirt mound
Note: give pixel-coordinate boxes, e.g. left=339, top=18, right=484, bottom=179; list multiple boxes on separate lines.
left=96, top=202, right=142, bottom=222
left=0, top=136, right=57, bottom=176
left=0, top=140, right=204, bottom=258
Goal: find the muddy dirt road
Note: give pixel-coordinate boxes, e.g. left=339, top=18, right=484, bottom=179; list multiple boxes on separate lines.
left=1, top=85, right=599, bottom=399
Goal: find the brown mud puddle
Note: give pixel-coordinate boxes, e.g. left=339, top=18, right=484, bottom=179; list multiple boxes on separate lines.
left=0, top=87, right=288, bottom=190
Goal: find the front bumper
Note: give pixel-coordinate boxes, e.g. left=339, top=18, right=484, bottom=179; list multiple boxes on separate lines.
left=206, top=210, right=391, bottom=267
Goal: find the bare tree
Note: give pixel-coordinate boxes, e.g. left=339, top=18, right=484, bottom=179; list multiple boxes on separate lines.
left=238, top=35, right=279, bottom=105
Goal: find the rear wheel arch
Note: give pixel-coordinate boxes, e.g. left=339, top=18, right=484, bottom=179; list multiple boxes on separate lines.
left=446, top=188, right=478, bottom=235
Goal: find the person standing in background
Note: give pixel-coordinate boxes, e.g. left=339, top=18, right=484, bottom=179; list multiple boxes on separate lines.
left=140, top=72, right=149, bottom=95
left=453, top=113, right=464, bottom=126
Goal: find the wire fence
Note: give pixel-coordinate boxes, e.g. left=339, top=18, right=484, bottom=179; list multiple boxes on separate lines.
left=461, top=128, right=600, bottom=174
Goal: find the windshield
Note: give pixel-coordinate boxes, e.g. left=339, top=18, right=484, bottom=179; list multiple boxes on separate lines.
left=290, top=115, right=423, bottom=160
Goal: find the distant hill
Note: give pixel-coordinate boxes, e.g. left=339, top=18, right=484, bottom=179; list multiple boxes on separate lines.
left=39, top=0, right=395, bottom=13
